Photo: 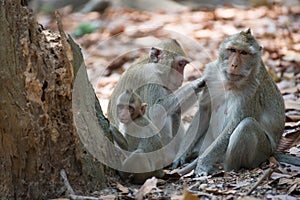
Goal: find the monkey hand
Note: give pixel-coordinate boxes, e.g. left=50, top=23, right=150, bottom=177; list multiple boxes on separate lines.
left=190, top=78, right=206, bottom=93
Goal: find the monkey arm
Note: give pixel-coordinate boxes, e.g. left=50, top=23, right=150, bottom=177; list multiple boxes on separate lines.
left=172, top=87, right=211, bottom=169
left=109, top=124, right=129, bottom=151
left=171, top=110, right=201, bottom=169
left=156, top=78, right=206, bottom=115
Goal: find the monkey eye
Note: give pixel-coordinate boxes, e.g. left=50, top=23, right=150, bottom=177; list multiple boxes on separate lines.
left=128, top=106, right=134, bottom=114
left=178, top=60, right=188, bottom=68
left=227, top=48, right=236, bottom=53
left=240, top=50, right=248, bottom=55
left=117, top=105, right=124, bottom=110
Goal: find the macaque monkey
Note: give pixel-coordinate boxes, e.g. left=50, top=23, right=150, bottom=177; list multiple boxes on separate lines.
left=174, top=29, right=286, bottom=175
left=110, top=89, right=165, bottom=184
left=108, top=39, right=205, bottom=165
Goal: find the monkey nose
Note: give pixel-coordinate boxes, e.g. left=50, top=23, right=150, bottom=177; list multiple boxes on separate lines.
left=231, top=63, right=238, bottom=68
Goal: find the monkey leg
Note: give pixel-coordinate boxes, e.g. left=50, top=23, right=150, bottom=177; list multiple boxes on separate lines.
left=120, top=150, right=164, bottom=184
left=225, top=117, right=273, bottom=171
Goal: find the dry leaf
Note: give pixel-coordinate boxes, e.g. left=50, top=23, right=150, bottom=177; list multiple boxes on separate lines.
left=283, top=51, right=300, bottom=62
left=285, top=100, right=300, bottom=111
left=238, top=197, right=261, bottom=200
left=270, top=172, right=291, bottom=180
left=215, top=8, right=236, bottom=19
left=289, top=146, right=300, bottom=156
left=99, top=195, right=117, bottom=200
left=278, top=177, right=293, bottom=185
left=181, top=188, right=198, bottom=200
left=116, top=182, right=129, bottom=193
left=221, top=189, right=236, bottom=195
left=287, top=183, right=298, bottom=194
left=266, top=194, right=297, bottom=200
left=285, top=120, right=300, bottom=129
left=230, top=181, right=250, bottom=190
left=135, top=177, right=158, bottom=200
left=49, top=199, right=69, bottom=200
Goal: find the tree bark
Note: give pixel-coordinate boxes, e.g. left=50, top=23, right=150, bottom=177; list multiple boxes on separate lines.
left=0, top=1, right=112, bottom=199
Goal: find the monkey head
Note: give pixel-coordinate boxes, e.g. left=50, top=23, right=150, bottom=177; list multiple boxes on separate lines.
left=116, top=89, right=147, bottom=124
left=149, top=39, right=192, bottom=90
left=218, top=29, right=263, bottom=83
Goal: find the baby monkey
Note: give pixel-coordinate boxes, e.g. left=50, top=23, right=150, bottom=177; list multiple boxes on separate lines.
left=116, top=89, right=147, bottom=131
left=111, top=89, right=165, bottom=184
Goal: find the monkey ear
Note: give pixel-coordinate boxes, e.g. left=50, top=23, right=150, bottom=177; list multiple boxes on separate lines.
left=125, top=88, right=133, bottom=93
left=150, top=47, right=162, bottom=63
left=140, top=103, right=147, bottom=115
left=245, top=28, right=251, bottom=35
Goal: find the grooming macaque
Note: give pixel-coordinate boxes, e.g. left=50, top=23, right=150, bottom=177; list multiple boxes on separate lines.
left=110, top=89, right=165, bottom=183
left=108, top=39, right=191, bottom=126
left=174, top=29, right=286, bottom=175
left=108, top=39, right=205, bottom=166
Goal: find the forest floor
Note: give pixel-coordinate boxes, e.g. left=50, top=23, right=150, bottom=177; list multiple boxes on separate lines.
left=39, top=4, right=300, bottom=200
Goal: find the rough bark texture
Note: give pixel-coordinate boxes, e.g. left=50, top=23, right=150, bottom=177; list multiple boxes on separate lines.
left=0, top=1, right=110, bottom=199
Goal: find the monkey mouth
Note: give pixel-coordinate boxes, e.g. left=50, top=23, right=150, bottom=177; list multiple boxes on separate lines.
left=119, top=118, right=131, bottom=124
left=225, top=72, right=244, bottom=81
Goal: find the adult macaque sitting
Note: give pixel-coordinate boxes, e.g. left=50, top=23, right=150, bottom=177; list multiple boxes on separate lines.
left=174, top=29, right=286, bottom=176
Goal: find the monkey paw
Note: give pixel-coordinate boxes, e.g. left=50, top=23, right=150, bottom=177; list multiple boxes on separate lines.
left=191, top=78, right=206, bottom=93
left=194, top=158, right=219, bottom=176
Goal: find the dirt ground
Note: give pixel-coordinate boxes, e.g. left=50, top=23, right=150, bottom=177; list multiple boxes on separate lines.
left=40, top=3, right=300, bottom=199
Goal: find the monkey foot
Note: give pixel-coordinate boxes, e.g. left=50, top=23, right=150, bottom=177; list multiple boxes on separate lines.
left=195, top=158, right=220, bottom=176
left=171, top=156, right=186, bottom=170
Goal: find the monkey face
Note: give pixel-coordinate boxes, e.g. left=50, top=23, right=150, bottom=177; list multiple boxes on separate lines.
left=224, top=47, right=252, bottom=81
left=218, top=30, right=262, bottom=83
left=116, top=89, right=147, bottom=124
left=117, top=104, right=135, bottom=124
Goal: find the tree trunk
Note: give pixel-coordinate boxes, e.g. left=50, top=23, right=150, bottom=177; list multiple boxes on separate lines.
left=0, top=0, right=113, bottom=199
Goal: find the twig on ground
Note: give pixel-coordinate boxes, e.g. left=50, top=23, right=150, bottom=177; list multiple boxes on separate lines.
left=246, top=164, right=277, bottom=195
left=60, top=169, right=75, bottom=195
left=60, top=169, right=102, bottom=200
left=69, top=194, right=102, bottom=200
